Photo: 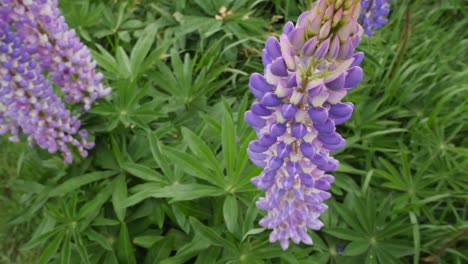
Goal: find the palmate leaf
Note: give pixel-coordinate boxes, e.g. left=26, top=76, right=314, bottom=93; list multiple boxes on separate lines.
left=181, top=127, right=223, bottom=177
left=38, top=230, right=65, bottom=264
left=162, top=146, right=226, bottom=188
left=189, top=217, right=238, bottom=253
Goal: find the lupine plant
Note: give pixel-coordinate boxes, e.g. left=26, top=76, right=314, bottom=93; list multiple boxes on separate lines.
left=1, top=0, right=467, bottom=263
left=245, top=0, right=364, bottom=249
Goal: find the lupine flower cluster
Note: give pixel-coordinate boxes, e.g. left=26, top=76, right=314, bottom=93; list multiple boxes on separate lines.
left=359, top=0, right=390, bottom=36
left=245, top=0, right=364, bottom=249
left=0, top=0, right=110, bottom=163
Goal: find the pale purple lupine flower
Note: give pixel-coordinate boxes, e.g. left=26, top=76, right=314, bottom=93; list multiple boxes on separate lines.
left=0, top=0, right=108, bottom=162
left=245, top=0, right=364, bottom=249
left=5, top=0, right=111, bottom=111
left=0, top=20, right=94, bottom=163
left=359, top=0, right=391, bottom=36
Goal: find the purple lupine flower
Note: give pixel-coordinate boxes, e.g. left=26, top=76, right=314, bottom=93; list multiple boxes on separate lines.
left=359, top=0, right=391, bottom=36
left=5, top=0, right=111, bottom=111
left=0, top=20, right=94, bottom=163
left=246, top=0, right=364, bottom=249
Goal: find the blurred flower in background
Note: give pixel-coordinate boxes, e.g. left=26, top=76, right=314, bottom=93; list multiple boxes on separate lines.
left=359, top=0, right=391, bottom=35
left=0, top=0, right=109, bottom=163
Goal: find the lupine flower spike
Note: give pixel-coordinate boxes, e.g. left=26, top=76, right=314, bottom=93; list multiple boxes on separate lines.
left=359, top=0, right=390, bottom=36
left=5, top=0, right=111, bottom=110
left=245, top=0, right=364, bottom=249
left=0, top=0, right=109, bottom=163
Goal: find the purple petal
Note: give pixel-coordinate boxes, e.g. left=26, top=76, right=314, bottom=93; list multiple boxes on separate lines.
left=245, top=110, right=266, bottom=128
left=350, top=52, right=365, bottom=68
left=329, top=102, right=354, bottom=125
left=314, top=119, right=336, bottom=134
left=325, top=72, right=345, bottom=91
left=327, top=36, right=340, bottom=59
left=262, top=49, right=272, bottom=66
left=270, top=57, right=288, bottom=77
left=344, top=67, right=363, bottom=89
left=269, top=156, right=284, bottom=170
left=323, top=139, right=346, bottom=151
left=250, top=73, right=273, bottom=92
left=283, top=21, right=295, bottom=34
left=292, top=123, right=307, bottom=139
left=288, top=26, right=306, bottom=49
left=286, top=161, right=299, bottom=176
left=302, top=37, right=318, bottom=57
left=314, top=38, right=330, bottom=60
left=286, top=73, right=298, bottom=88
left=299, top=172, right=315, bottom=187
left=259, top=134, right=277, bottom=147
left=270, top=122, right=287, bottom=137
left=318, top=132, right=343, bottom=145
left=276, top=142, right=292, bottom=159
left=261, top=93, right=282, bottom=107
left=248, top=141, right=269, bottom=153
left=308, top=106, right=329, bottom=125
left=314, top=179, right=331, bottom=190
left=265, top=37, right=282, bottom=59
left=310, top=153, right=327, bottom=167
left=300, top=142, right=316, bottom=159
left=280, top=103, right=298, bottom=120
left=251, top=102, right=272, bottom=116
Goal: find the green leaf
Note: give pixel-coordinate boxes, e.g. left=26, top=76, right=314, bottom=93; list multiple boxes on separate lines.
left=189, top=217, right=237, bottom=252
left=148, top=132, right=172, bottom=178
left=78, top=180, right=115, bottom=221
left=159, top=235, right=210, bottom=264
left=130, top=23, right=158, bottom=78
left=222, top=110, right=237, bottom=183
left=60, top=232, right=71, bottom=264
left=22, top=227, right=61, bottom=251
left=121, top=162, right=164, bottom=182
left=116, top=223, right=136, bottom=264
left=242, top=199, right=259, bottom=237
left=133, top=235, right=164, bottom=249
left=116, top=46, right=132, bottom=78
left=86, top=229, right=113, bottom=251
left=112, top=174, right=128, bottom=222
left=92, top=218, right=120, bottom=226
left=38, top=231, right=65, bottom=264
left=241, top=228, right=265, bottom=241
left=125, top=183, right=225, bottom=207
left=409, top=212, right=420, bottom=264
left=48, top=171, right=116, bottom=197
left=181, top=127, right=223, bottom=177
left=343, top=241, right=370, bottom=256
left=223, top=195, right=239, bottom=235
left=163, top=146, right=225, bottom=188
left=322, top=228, right=367, bottom=241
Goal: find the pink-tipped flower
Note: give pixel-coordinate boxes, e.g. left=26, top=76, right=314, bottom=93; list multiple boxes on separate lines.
left=246, top=0, right=364, bottom=249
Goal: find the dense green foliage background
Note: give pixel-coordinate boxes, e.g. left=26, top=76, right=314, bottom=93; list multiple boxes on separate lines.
left=0, top=0, right=467, bottom=263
